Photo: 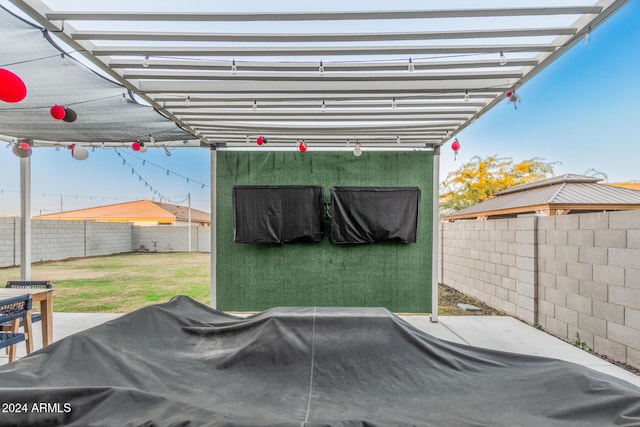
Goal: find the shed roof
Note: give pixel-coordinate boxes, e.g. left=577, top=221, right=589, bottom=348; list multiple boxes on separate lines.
left=0, top=0, right=630, bottom=151
left=444, top=174, right=640, bottom=220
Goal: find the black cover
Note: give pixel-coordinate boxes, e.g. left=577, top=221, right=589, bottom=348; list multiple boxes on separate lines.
left=1, top=297, right=639, bottom=426
left=331, top=186, right=420, bottom=244
left=233, top=185, right=324, bottom=243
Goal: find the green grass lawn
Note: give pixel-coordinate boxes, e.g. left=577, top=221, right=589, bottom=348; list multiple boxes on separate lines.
left=0, top=252, right=495, bottom=315
left=0, top=253, right=210, bottom=313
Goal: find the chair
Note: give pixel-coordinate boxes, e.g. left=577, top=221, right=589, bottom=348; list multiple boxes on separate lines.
left=6, top=281, right=52, bottom=325
left=0, top=294, right=33, bottom=363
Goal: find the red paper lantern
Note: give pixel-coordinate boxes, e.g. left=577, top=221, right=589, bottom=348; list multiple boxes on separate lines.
left=451, top=138, right=460, bottom=160
left=132, top=141, right=141, bottom=151
left=50, top=105, right=66, bottom=120
left=256, top=136, right=267, bottom=146
left=0, top=68, right=27, bottom=103
left=505, top=91, right=512, bottom=99
left=298, top=140, right=307, bottom=153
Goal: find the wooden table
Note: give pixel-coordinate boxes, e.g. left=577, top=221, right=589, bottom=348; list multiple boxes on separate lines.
left=0, top=287, right=54, bottom=347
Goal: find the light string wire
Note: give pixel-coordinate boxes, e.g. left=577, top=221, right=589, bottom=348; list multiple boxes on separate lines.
left=113, top=149, right=190, bottom=205
left=116, top=149, right=210, bottom=189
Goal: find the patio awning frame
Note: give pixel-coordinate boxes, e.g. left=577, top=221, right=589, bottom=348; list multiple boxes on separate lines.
left=4, top=0, right=629, bottom=150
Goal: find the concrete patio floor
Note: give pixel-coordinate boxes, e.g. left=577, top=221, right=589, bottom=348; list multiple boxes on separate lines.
left=2, top=312, right=639, bottom=388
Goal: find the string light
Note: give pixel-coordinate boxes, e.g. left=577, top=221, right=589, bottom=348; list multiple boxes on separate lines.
left=353, top=141, right=362, bottom=157
left=142, top=55, right=150, bottom=68
left=252, top=100, right=257, bottom=111
left=396, top=136, right=401, bottom=144
left=499, top=50, right=507, bottom=66
left=121, top=92, right=127, bottom=104
left=464, top=89, right=470, bottom=102
left=60, top=53, right=67, bottom=66
left=321, top=100, right=326, bottom=112
left=118, top=150, right=210, bottom=189
left=408, top=57, right=415, bottom=72
left=114, top=150, right=206, bottom=202
left=319, top=60, right=325, bottom=75
left=149, top=135, right=155, bottom=144
left=391, top=97, right=397, bottom=109
left=185, top=96, right=191, bottom=107
left=231, top=58, right=238, bottom=74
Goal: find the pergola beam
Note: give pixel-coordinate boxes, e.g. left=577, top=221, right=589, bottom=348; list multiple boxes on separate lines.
left=74, top=27, right=575, bottom=43
left=94, top=44, right=555, bottom=57
left=124, top=71, right=523, bottom=82
left=47, top=7, right=601, bottom=22
left=109, top=58, right=539, bottom=72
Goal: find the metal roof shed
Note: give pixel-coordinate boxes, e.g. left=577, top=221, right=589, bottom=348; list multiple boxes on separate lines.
left=444, top=174, right=640, bottom=220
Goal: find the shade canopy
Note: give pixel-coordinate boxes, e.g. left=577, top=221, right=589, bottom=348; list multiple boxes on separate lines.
left=1, top=0, right=629, bottom=150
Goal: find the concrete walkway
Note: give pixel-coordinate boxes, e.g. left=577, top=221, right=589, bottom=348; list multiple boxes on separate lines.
left=2, top=312, right=639, bottom=388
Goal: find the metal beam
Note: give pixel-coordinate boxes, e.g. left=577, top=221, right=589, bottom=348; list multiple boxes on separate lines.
left=109, top=58, right=539, bottom=72
left=74, top=27, right=575, bottom=43
left=47, top=7, right=601, bottom=22
left=93, top=44, right=555, bottom=57
left=124, top=70, right=523, bottom=82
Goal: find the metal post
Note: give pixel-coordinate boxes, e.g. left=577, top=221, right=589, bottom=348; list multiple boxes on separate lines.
left=430, top=145, right=441, bottom=322
left=210, top=147, right=217, bottom=308
left=20, top=155, right=32, bottom=280
left=188, top=192, right=192, bottom=253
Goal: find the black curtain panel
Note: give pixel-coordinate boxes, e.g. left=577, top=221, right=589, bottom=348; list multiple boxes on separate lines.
left=233, top=185, right=324, bottom=243
left=331, top=186, right=420, bottom=244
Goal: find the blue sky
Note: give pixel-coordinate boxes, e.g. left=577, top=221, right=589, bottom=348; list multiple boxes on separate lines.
left=1, top=1, right=638, bottom=216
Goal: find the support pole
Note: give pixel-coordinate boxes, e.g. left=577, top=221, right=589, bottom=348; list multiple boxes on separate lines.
left=430, top=145, right=441, bottom=322
left=187, top=192, right=192, bottom=253
left=209, top=147, right=217, bottom=308
left=20, top=155, right=32, bottom=280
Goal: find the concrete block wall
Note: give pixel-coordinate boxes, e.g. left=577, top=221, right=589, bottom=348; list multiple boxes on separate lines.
left=132, top=225, right=210, bottom=253
left=0, top=218, right=210, bottom=268
left=86, top=222, right=133, bottom=257
left=537, top=211, right=640, bottom=369
left=442, top=210, right=640, bottom=370
left=30, top=220, right=85, bottom=262
left=0, top=218, right=17, bottom=267
left=440, top=216, right=537, bottom=324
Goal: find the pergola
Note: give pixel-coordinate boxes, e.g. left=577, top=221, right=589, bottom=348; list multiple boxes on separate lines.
left=0, top=0, right=629, bottom=318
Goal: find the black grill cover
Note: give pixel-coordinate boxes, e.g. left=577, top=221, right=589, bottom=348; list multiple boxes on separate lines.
left=233, top=185, right=324, bottom=243
left=331, top=186, right=420, bottom=244
left=1, top=297, right=639, bottom=426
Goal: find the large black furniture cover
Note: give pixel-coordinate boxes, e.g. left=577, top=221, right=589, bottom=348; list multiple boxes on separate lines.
left=331, top=186, right=420, bottom=244
left=1, top=296, right=639, bottom=426
left=233, top=185, right=324, bottom=243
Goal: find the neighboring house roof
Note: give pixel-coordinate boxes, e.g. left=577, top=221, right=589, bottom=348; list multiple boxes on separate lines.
left=34, top=200, right=210, bottom=225
left=608, top=182, right=640, bottom=192
left=444, top=174, right=640, bottom=220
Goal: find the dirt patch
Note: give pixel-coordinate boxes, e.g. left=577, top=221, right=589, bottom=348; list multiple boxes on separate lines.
left=438, top=284, right=504, bottom=316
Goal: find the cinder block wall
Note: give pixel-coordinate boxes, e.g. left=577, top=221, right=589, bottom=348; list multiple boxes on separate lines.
left=442, top=210, right=640, bottom=370
left=440, top=216, right=537, bottom=324
left=0, top=218, right=17, bottom=267
left=86, top=222, right=133, bottom=256
left=0, top=219, right=210, bottom=268
left=132, top=225, right=210, bottom=253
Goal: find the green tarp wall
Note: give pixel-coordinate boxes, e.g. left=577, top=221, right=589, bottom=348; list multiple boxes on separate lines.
left=216, top=151, right=433, bottom=312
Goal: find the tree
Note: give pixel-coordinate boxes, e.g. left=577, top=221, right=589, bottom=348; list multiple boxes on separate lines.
left=440, top=155, right=558, bottom=213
